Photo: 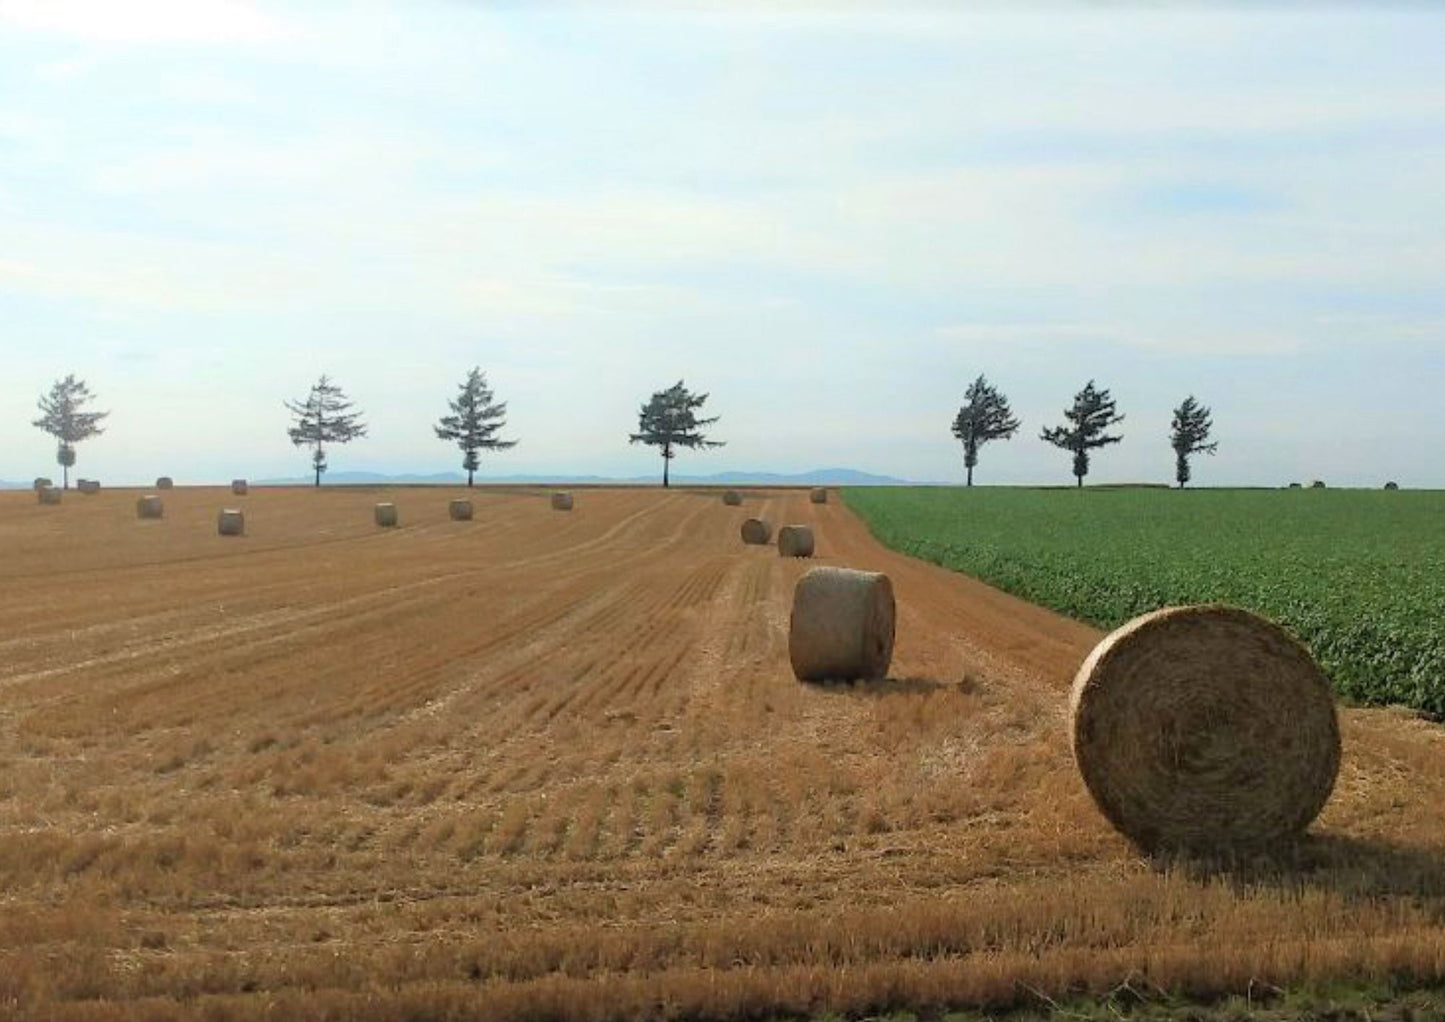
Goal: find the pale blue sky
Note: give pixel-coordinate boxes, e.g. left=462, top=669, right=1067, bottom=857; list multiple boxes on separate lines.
left=2, top=3, right=1443, bottom=486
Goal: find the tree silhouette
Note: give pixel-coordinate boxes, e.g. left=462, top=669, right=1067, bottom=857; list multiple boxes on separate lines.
left=1170, top=395, right=1218, bottom=488
left=629, top=380, right=723, bottom=488
left=951, top=374, right=1020, bottom=487
left=285, top=375, right=368, bottom=487
left=33, top=375, right=108, bottom=489
left=435, top=368, right=517, bottom=487
left=1040, top=380, right=1125, bottom=488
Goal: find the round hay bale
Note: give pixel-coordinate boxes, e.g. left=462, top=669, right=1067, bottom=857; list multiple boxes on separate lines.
left=777, top=524, right=815, bottom=558
left=740, top=517, right=772, bottom=545
left=551, top=492, right=573, bottom=511
left=136, top=495, right=164, bottom=519
left=788, top=567, right=895, bottom=682
left=374, top=502, right=398, bottom=527
left=77, top=479, right=100, bottom=494
left=231, top=479, right=249, bottom=496
left=33, top=477, right=52, bottom=491
left=449, top=498, right=474, bottom=521
left=37, top=486, right=61, bottom=506
left=1070, top=605, right=1340, bottom=854
left=1310, top=480, right=1326, bottom=489
left=809, top=487, right=828, bottom=505
left=1384, top=481, right=1399, bottom=491
left=156, top=476, right=174, bottom=490
left=1287, top=482, right=1302, bottom=489
left=722, top=490, right=742, bottom=506
left=217, top=509, right=245, bottom=536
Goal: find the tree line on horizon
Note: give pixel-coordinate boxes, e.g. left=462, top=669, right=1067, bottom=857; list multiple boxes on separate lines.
left=30, top=371, right=1215, bottom=490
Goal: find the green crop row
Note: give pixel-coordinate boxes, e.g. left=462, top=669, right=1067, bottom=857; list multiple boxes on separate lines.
left=843, top=487, right=1445, bottom=718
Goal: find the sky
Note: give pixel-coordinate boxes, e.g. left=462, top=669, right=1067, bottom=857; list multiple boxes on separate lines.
left=2, top=2, right=1443, bottom=487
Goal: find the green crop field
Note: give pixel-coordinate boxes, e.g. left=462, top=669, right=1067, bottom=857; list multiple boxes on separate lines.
left=843, top=486, right=1445, bottom=718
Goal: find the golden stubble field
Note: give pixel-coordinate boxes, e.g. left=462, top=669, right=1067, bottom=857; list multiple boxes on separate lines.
left=2, top=485, right=1445, bottom=1021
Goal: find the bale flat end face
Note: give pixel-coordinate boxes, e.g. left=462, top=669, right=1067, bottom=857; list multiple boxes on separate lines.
left=740, top=518, right=772, bottom=545
left=374, top=503, right=399, bottom=527
left=1070, top=605, right=1341, bottom=854
left=551, top=493, right=573, bottom=511
left=777, top=524, right=815, bottom=558
left=809, top=488, right=828, bottom=504
left=217, top=510, right=245, bottom=536
left=722, top=490, right=742, bottom=506
left=788, top=567, right=895, bottom=682
left=449, top=499, right=474, bottom=521
left=136, top=496, right=164, bottom=520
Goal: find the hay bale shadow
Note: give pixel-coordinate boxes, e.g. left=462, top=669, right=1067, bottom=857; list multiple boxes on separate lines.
left=813, top=675, right=977, bottom=698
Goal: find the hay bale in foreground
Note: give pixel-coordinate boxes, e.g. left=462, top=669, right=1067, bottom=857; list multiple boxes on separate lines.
left=157, top=476, right=174, bottom=489
left=37, top=486, right=61, bottom=506
left=788, top=567, right=895, bottom=682
left=722, top=490, right=742, bottom=506
left=231, top=479, right=248, bottom=496
left=740, top=517, right=772, bottom=545
left=136, top=495, right=164, bottom=519
left=374, top=502, right=398, bottom=527
left=777, top=524, right=815, bottom=558
left=77, top=479, right=100, bottom=494
left=1070, top=605, right=1340, bottom=854
left=33, top=477, right=51, bottom=491
left=551, top=492, right=573, bottom=511
left=809, top=487, right=828, bottom=504
left=217, top=509, right=245, bottom=536
left=449, top=498, right=474, bottom=521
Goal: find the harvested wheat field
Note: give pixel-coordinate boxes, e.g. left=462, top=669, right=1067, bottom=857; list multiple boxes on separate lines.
left=3, top=485, right=1445, bottom=1021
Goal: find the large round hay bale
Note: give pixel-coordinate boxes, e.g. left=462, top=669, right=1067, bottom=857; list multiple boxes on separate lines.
left=809, top=487, right=828, bottom=504
left=777, top=524, right=815, bottom=558
left=156, top=476, right=174, bottom=490
left=37, top=486, right=61, bottom=506
left=374, top=502, right=398, bottom=527
left=231, top=479, right=248, bottom=496
left=1384, top=481, right=1399, bottom=491
left=551, top=492, right=573, bottom=511
left=1070, top=605, right=1340, bottom=854
left=77, top=479, right=100, bottom=494
left=136, top=495, right=164, bottom=519
left=33, top=477, right=52, bottom=491
left=788, top=567, right=895, bottom=682
left=449, top=498, right=474, bottom=521
left=722, top=490, right=742, bottom=506
left=740, top=517, right=772, bottom=545
left=217, top=509, right=245, bottom=536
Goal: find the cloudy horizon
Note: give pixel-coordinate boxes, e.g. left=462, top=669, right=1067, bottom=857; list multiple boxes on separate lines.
left=3, top=2, right=1443, bottom=488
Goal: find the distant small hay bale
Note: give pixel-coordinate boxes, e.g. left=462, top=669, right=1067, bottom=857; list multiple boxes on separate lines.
left=777, top=524, right=815, bottom=558
left=1311, top=480, right=1326, bottom=489
left=374, top=502, right=398, bottom=527
left=37, top=486, right=61, bottom=506
left=231, top=479, right=249, bottom=496
left=722, top=490, right=742, bottom=506
left=33, top=477, right=52, bottom=491
left=809, top=487, right=828, bottom=504
left=136, top=495, right=164, bottom=520
left=551, top=492, right=573, bottom=511
left=156, top=477, right=174, bottom=490
left=1070, top=605, right=1340, bottom=854
left=217, top=509, right=245, bottom=536
left=449, top=498, right=474, bottom=521
left=740, top=517, right=772, bottom=545
left=788, top=567, right=895, bottom=682
left=1385, top=481, right=1399, bottom=491
left=77, top=479, right=100, bottom=494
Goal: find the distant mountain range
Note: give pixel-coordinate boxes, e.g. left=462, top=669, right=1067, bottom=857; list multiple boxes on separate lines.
left=1, top=468, right=914, bottom=489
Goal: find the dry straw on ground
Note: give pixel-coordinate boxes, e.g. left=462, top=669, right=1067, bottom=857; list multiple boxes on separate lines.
left=740, top=518, right=772, bottom=545
left=217, top=509, right=245, bottom=536
left=450, top=499, right=474, bottom=521
left=552, top=492, right=574, bottom=511
left=723, top=490, right=742, bottom=506
left=136, top=496, right=164, bottom=520
left=374, top=503, right=399, bottom=528
left=1070, top=604, right=1341, bottom=854
left=810, top=488, right=828, bottom=504
left=157, top=476, right=174, bottom=489
left=232, top=480, right=249, bottom=496
left=777, top=525, right=815, bottom=558
left=789, top=566, right=895, bottom=682
left=37, top=486, right=61, bottom=505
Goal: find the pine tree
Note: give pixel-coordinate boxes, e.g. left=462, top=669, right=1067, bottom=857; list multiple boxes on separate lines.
left=33, top=375, right=108, bottom=489
left=1170, top=395, right=1218, bottom=488
left=435, top=368, right=517, bottom=487
left=951, top=374, right=1021, bottom=487
left=285, top=375, right=368, bottom=487
left=629, top=380, right=723, bottom=487
left=1040, top=380, right=1125, bottom=488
